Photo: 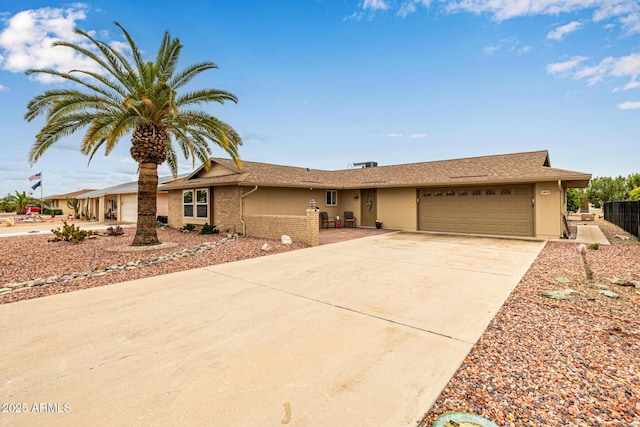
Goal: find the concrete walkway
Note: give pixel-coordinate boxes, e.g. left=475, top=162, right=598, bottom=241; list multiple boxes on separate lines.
left=0, top=232, right=545, bottom=426
left=575, top=224, right=610, bottom=245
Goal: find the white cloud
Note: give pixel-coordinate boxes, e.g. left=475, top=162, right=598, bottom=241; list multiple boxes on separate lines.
left=549, top=53, right=640, bottom=89
left=484, top=38, right=531, bottom=55
left=484, top=44, right=500, bottom=55
left=547, top=21, right=582, bottom=40
left=0, top=84, right=7, bottom=92
left=0, top=4, right=109, bottom=83
left=445, top=0, right=640, bottom=31
left=617, top=101, right=640, bottom=109
left=386, top=132, right=427, bottom=138
left=546, top=56, right=589, bottom=74
left=398, top=0, right=432, bottom=18
left=362, top=0, right=390, bottom=11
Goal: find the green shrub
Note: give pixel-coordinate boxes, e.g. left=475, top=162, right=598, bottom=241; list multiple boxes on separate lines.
left=587, top=242, right=600, bottom=250
left=199, top=223, right=217, bottom=235
left=43, top=209, right=63, bottom=215
left=49, top=221, right=92, bottom=244
left=181, top=223, right=196, bottom=232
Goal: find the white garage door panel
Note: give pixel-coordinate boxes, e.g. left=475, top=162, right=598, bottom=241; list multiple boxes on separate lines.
left=419, top=185, right=533, bottom=237
left=121, top=195, right=138, bottom=223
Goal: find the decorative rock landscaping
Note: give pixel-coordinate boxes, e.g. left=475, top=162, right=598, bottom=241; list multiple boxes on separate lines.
left=0, top=237, right=238, bottom=296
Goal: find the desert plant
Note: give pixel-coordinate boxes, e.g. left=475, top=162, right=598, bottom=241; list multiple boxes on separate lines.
left=106, top=225, right=124, bottom=236
left=199, top=223, right=217, bottom=235
left=587, top=242, right=600, bottom=250
left=577, top=244, right=594, bottom=280
left=181, top=223, right=196, bottom=232
left=66, top=197, right=80, bottom=217
left=50, top=221, right=92, bottom=244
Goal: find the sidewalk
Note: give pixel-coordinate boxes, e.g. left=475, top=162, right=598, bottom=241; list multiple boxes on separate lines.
left=575, top=224, right=610, bottom=245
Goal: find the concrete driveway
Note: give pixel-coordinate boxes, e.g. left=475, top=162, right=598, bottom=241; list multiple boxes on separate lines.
left=0, top=232, right=545, bottom=427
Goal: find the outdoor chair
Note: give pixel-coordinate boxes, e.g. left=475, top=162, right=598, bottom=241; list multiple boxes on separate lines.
left=320, top=211, right=336, bottom=229
left=343, top=211, right=356, bottom=228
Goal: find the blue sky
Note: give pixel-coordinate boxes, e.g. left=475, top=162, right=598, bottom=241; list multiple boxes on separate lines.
left=1, top=0, right=639, bottom=198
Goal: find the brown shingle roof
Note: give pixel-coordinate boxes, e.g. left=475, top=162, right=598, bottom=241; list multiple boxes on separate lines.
left=160, top=150, right=591, bottom=190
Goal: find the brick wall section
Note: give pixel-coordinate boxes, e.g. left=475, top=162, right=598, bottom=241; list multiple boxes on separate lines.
left=214, top=186, right=243, bottom=234
left=244, top=209, right=319, bottom=246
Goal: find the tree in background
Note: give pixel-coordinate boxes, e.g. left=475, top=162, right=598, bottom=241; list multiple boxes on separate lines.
left=630, top=187, right=640, bottom=201
left=25, top=23, right=242, bottom=246
left=3, top=191, right=39, bottom=214
left=566, top=188, right=581, bottom=213
left=586, top=176, right=629, bottom=208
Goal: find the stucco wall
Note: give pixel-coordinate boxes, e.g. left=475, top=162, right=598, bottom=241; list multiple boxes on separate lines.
left=156, top=193, right=169, bottom=217
left=377, top=187, right=418, bottom=231
left=167, top=190, right=182, bottom=228
left=243, top=187, right=362, bottom=226
left=535, top=182, right=562, bottom=239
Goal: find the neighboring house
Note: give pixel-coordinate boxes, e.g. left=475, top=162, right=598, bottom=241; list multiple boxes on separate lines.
left=45, top=189, right=95, bottom=216
left=160, top=150, right=591, bottom=243
left=75, top=178, right=173, bottom=222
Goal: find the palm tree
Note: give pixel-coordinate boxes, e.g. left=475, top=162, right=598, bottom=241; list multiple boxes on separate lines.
left=25, top=22, right=242, bottom=246
left=4, top=191, right=39, bottom=215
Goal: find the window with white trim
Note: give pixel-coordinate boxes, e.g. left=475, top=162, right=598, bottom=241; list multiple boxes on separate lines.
left=196, top=189, right=208, bottom=218
left=183, top=190, right=194, bottom=218
left=326, top=190, right=337, bottom=206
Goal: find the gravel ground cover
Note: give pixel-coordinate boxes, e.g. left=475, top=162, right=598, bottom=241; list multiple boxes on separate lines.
left=0, top=226, right=308, bottom=304
left=420, top=220, right=640, bottom=427
left=2, top=221, right=638, bottom=426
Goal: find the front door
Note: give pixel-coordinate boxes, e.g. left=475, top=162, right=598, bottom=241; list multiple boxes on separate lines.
left=360, top=189, right=377, bottom=227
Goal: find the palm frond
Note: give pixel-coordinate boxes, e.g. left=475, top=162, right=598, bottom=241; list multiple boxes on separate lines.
left=169, top=62, right=217, bottom=89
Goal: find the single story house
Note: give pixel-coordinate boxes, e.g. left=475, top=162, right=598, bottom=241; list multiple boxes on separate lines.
left=75, top=178, right=172, bottom=223
left=45, top=189, right=95, bottom=216
left=160, top=150, right=591, bottom=245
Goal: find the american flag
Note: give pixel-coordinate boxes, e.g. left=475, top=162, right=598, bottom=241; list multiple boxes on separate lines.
left=28, top=172, right=42, bottom=181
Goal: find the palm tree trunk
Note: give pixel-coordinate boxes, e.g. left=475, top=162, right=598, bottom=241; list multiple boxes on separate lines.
left=131, top=162, right=160, bottom=246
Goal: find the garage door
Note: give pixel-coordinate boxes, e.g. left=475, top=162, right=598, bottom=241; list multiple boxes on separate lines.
left=418, top=185, right=534, bottom=237
left=121, top=195, right=138, bottom=223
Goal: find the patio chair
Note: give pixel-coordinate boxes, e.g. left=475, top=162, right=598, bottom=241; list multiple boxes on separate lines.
left=343, top=211, right=356, bottom=228
left=320, top=211, right=336, bottom=229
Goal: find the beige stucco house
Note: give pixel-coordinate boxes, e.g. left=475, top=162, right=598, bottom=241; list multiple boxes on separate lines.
left=74, top=179, right=170, bottom=223
left=45, top=189, right=95, bottom=216
left=161, top=150, right=591, bottom=244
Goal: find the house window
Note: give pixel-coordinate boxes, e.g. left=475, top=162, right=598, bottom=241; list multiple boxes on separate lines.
left=434, top=191, right=442, bottom=196
left=458, top=190, right=467, bottom=196
left=183, top=190, right=194, bottom=217
left=501, top=189, right=511, bottom=195
left=446, top=190, right=455, bottom=196
left=196, top=189, right=208, bottom=218
left=486, top=189, right=496, bottom=195
left=326, top=190, right=337, bottom=206
left=423, top=191, right=431, bottom=197
left=472, top=190, right=481, bottom=196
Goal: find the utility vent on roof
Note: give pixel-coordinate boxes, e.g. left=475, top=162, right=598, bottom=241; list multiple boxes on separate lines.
left=353, top=161, right=378, bottom=168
